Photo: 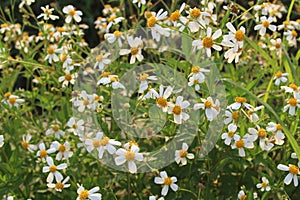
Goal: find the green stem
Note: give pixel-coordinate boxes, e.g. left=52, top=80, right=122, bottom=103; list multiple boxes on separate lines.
left=286, top=0, right=295, bottom=21
left=179, top=188, right=198, bottom=199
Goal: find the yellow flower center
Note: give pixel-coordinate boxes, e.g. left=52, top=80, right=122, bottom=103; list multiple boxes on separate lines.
left=79, top=190, right=89, bottom=200
left=48, top=47, right=55, bottom=54
left=179, top=149, right=188, bottom=158
left=69, top=9, right=76, bottom=17
left=9, top=97, right=16, bottom=105
left=40, top=149, right=47, bottom=158
left=202, top=37, right=213, bottom=48
left=283, top=20, right=289, bottom=25
left=156, top=97, right=168, bottom=107
left=170, top=10, right=180, bottom=21
left=258, top=128, right=267, bottom=139
left=164, top=177, right=172, bottom=185
left=45, top=8, right=52, bottom=15
left=276, top=124, right=282, bottom=130
left=61, top=54, right=67, bottom=62
left=227, top=131, right=234, bottom=137
left=129, top=141, right=138, bottom=148
left=235, top=97, right=246, bottom=103
left=83, top=99, right=90, bottom=106
left=191, top=66, right=200, bottom=73
left=291, top=30, right=298, bottom=37
left=130, top=47, right=139, bottom=55
left=190, top=8, right=201, bottom=19
left=232, top=111, right=239, bottom=120
left=193, top=79, right=199, bottom=84
left=57, top=27, right=66, bottom=32
left=58, top=145, right=66, bottom=152
left=110, top=76, right=119, bottom=82
left=288, top=98, right=297, bottom=106
left=139, top=73, right=149, bottom=81
left=262, top=20, right=270, bottom=28
left=22, top=141, right=29, bottom=149
left=125, top=151, right=135, bottom=161
left=236, top=140, right=244, bottom=148
left=96, top=55, right=103, bottom=62
left=92, top=140, right=101, bottom=148
left=241, top=195, right=247, bottom=200
left=261, top=181, right=268, bottom=188
left=4, top=92, right=11, bottom=98
left=289, top=165, right=299, bottom=175
left=72, top=123, right=78, bottom=129
left=101, top=72, right=111, bottom=77
left=147, top=16, right=157, bottom=27
left=55, top=182, right=64, bottom=190
left=108, top=15, right=116, bottom=22
left=172, top=105, right=182, bottom=115
left=275, top=71, right=282, bottom=78
left=145, top=11, right=153, bottom=19
left=113, top=30, right=122, bottom=37
left=289, top=84, right=298, bottom=91
left=204, top=100, right=212, bottom=108
left=65, top=74, right=72, bottom=81
left=52, top=125, right=59, bottom=132
left=49, top=165, right=57, bottom=173
left=235, top=30, right=245, bottom=41
left=275, top=42, right=281, bottom=49
left=99, top=137, right=110, bottom=146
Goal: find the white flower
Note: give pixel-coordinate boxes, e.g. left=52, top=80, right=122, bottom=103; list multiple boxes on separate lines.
left=115, top=145, right=144, bottom=173
left=42, top=156, right=67, bottom=183
left=149, top=196, right=164, bottom=200
left=168, top=96, right=190, bottom=124
left=231, top=134, right=254, bottom=157
left=266, top=122, right=285, bottom=145
left=58, top=70, right=77, bottom=88
left=97, top=73, right=125, bottom=89
left=228, top=97, right=252, bottom=110
left=256, top=177, right=271, bottom=192
left=270, top=38, right=283, bottom=56
left=238, top=190, right=247, bottom=200
left=137, top=73, right=157, bottom=93
left=67, top=117, right=84, bottom=135
left=223, top=40, right=242, bottom=63
left=254, top=16, right=276, bottom=36
left=223, top=22, right=245, bottom=51
left=73, top=91, right=94, bottom=112
left=221, top=123, right=238, bottom=146
left=247, top=105, right=264, bottom=122
left=106, top=15, right=124, bottom=32
left=51, top=141, right=73, bottom=161
left=63, top=5, right=83, bottom=23
left=21, top=134, right=37, bottom=152
left=36, top=142, right=56, bottom=161
left=284, top=29, right=298, bottom=47
left=47, top=176, right=70, bottom=192
left=45, top=125, right=65, bottom=139
left=44, top=45, right=62, bottom=64
left=283, top=96, right=300, bottom=116
left=104, top=30, right=124, bottom=46
left=120, top=36, right=144, bottom=64
left=273, top=71, right=288, bottom=86
left=175, top=143, right=194, bottom=165
left=188, top=73, right=205, bottom=91
left=132, top=0, right=146, bottom=8
left=281, top=83, right=299, bottom=95
left=85, top=132, right=121, bottom=159
left=224, top=109, right=239, bottom=125
left=147, top=9, right=170, bottom=41
left=76, top=184, right=102, bottom=200
left=194, top=97, right=219, bottom=121
left=94, top=53, right=111, bottom=71
left=277, top=163, right=300, bottom=187
left=247, top=127, right=274, bottom=151
left=37, top=5, right=59, bottom=20
left=0, top=135, right=4, bottom=148
left=19, top=0, right=35, bottom=8
left=3, top=94, right=25, bottom=108
left=154, top=171, right=178, bottom=196
left=192, top=27, right=222, bottom=57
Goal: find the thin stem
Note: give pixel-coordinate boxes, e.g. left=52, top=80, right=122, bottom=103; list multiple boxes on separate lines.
left=286, top=0, right=295, bottom=21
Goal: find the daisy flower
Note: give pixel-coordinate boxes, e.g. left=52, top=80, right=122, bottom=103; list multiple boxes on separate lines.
left=62, top=5, right=83, bottom=23
left=281, top=83, right=299, bottom=95
left=106, top=15, right=124, bottom=32
left=273, top=71, right=288, bottom=86
left=3, top=94, right=25, bottom=108
left=168, top=96, right=190, bottom=124
left=223, top=41, right=243, bottom=63
left=228, top=96, right=252, bottom=110
left=51, top=141, right=73, bottom=161
left=37, top=5, right=59, bottom=20
left=132, top=0, right=146, bottom=8
left=247, top=105, right=264, bottom=122
left=60, top=54, right=74, bottom=71
left=94, top=52, right=111, bottom=71
left=188, top=73, right=205, bottom=91
left=21, top=134, right=37, bottom=152
left=97, top=72, right=125, bottom=89
left=76, top=184, right=102, bottom=200
left=254, top=16, right=276, bottom=36
left=137, top=73, right=157, bottom=93
left=19, top=0, right=35, bottom=9
left=284, top=29, right=298, bottom=47
left=119, top=36, right=144, bottom=64
left=277, top=162, right=300, bottom=187
left=154, top=171, right=178, bottom=196
left=147, top=9, right=170, bottom=41
left=42, top=156, right=67, bottom=183
left=154, top=85, right=173, bottom=112
left=44, top=45, right=62, bottom=64
left=104, top=30, right=124, bottom=46
left=221, top=123, right=238, bottom=146
left=256, top=177, right=271, bottom=192
left=58, top=70, right=78, bottom=88
left=0, top=135, right=4, bottom=148
left=175, top=143, right=194, bottom=165
left=115, top=144, right=144, bottom=173
left=188, top=66, right=210, bottom=80
left=185, top=7, right=203, bottom=32
left=248, top=127, right=274, bottom=151
left=73, top=91, right=93, bottom=112
left=266, top=122, right=285, bottom=145
left=194, top=96, right=219, bottom=121
left=85, top=132, right=121, bottom=159
left=270, top=38, right=283, bottom=56
left=283, top=96, right=300, bottom=116
left=45, top=124, right=65, bottom=139
left=169, top=3, right=186, bottom=27
left=67, top=117, right=84, bottom=135
left=192, top=27, right=222, bottom=57
left=238, top=190, right=247, bottom=200
left=224, top=109, right=239, bottom=125
left=36, top=142, right=56, bottom=161
left=47, top=176, right=70, bottom=192
left=231, top=134, right=254, bottom=157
